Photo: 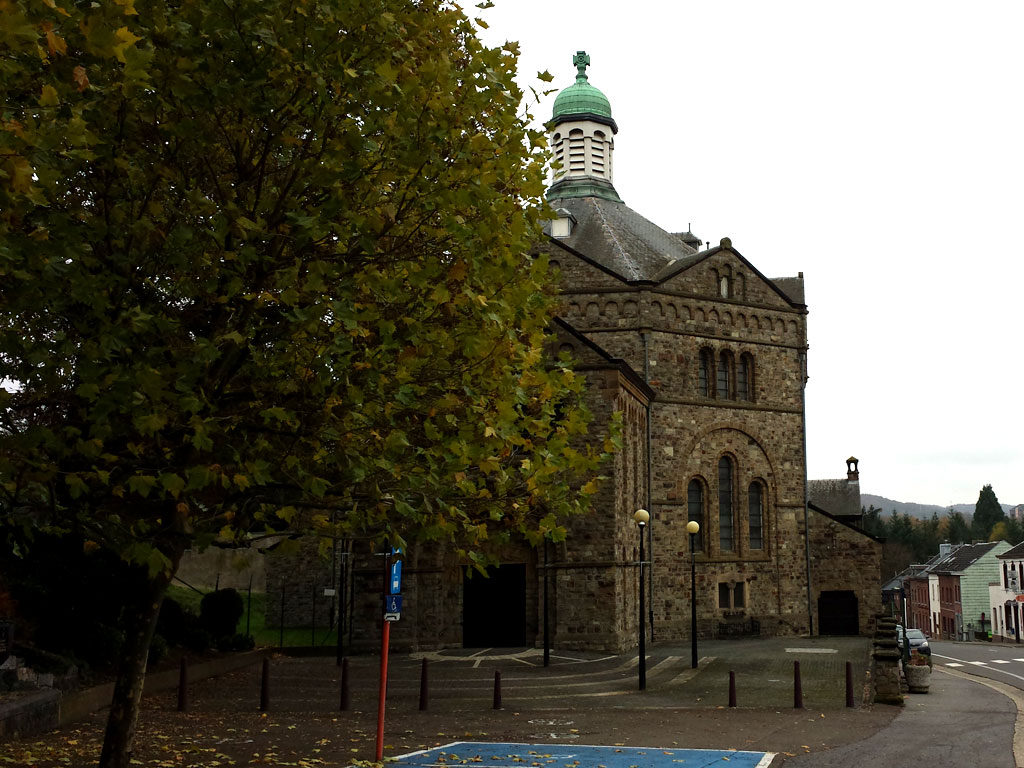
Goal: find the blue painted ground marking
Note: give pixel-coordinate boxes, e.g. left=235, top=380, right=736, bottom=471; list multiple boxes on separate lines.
left=388, top=741, right=775, bottom=768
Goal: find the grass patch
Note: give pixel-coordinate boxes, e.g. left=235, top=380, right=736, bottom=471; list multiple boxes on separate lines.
left=164, top=584, right=340, bottom=649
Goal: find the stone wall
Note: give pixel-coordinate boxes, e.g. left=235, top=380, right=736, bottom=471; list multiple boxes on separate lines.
left=808, top=508, right=883, bottom=635
left=546, top=239, right=815, bottom=643
left=262, top=232, right=885, bottom=650
left=264, top=537, right=345, bottom=630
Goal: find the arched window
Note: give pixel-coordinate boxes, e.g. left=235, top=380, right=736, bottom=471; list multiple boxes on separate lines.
left=748, top=482, right=764, bottom=550
left=718, top=457, right=734, bottom=551
left=737, top=354, right=754, bottom=401
left=699, top=349, right=713, bottom=398
left=687, top=479, right=704, bottom=551
left=719, top=274, right=729, bottom=298
left=717, top=351, right=732, bottom=399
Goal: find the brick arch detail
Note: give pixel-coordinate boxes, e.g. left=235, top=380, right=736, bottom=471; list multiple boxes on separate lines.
left=676, top=423, right=780, bottom=506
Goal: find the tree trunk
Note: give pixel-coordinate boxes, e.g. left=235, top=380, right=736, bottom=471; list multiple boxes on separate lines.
left=98, top=566, right=174, bottom=768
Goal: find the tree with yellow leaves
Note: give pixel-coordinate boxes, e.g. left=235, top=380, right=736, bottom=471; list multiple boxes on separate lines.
left=0, top=1, right=609, bottom=765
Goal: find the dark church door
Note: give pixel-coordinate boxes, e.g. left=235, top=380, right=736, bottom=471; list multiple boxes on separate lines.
left=817, top=590, right=859, bottom=635
left=463, top=564, right=526, bottom=647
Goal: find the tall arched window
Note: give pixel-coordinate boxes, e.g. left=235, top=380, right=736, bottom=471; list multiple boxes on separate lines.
left=687, top=479, right=704, bottom=550
left=748, top=482, right=764, bottom=550
left=717, top=351, right=732, bottom=399
left=737, top=354, right=753, bottom=401
left=718, top=457, right=734, bottom=551
left=699, top=349, right=713, bottom=398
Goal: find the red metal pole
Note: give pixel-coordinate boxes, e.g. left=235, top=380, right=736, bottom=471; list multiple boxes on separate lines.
left=375, top=619, right=391, bottom=762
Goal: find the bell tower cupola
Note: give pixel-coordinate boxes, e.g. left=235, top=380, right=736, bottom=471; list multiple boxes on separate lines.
left=547, top=51, right=622, bottom=203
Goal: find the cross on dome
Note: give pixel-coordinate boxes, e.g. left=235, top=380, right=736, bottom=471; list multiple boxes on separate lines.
left=573, top=50, right=590, bottom=81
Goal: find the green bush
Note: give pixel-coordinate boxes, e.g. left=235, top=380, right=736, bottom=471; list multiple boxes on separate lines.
left=181, top=626, right=213, bottom=652
left=156, top=597, right=192, bottom=645
left=199, top=588, right=243, bottom=639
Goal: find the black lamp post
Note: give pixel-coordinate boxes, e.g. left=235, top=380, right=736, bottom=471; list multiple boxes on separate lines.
left=634, top=508, right=649, bottom=691
left=686, top=520, right=700, bottom=668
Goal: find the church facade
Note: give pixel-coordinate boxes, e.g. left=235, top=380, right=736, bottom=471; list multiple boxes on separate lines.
left=267, top=53, right=882, bottom=652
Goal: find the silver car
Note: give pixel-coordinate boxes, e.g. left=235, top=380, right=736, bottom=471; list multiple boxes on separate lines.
left=896, top=627, right=932, bottom=661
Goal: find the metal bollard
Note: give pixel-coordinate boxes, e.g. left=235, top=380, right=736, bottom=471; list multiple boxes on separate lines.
left=493, top=671, right=502, bottom=710
left=793, top=660, right=803, bottom=709
left=177, top=657, right=188, bottom=712
left=728, top=670, right=736, bottom=707
left=419, top=658, right=429, bottom=711
left=846, top=660, right=855, bottom=708
left=260, top=658, right=270, bottom=711
left=340, top=657, right=351, bottom=711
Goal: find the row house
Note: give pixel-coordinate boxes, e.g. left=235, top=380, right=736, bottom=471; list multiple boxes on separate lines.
left=930, top=541, right=1008, bottom=640
left=990, top=543, right=1024, bottom=642
left=894, top=541, right=1008, bottom=640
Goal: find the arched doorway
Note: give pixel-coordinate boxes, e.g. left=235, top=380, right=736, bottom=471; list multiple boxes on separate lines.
left=818, top=590, right=859, bottom=635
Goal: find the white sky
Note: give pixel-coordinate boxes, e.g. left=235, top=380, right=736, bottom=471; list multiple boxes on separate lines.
left=472, top=0, right=1024, bottom=508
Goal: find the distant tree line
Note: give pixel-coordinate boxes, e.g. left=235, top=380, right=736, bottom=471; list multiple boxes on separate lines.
left=862, top=484, right=1020, bottom=578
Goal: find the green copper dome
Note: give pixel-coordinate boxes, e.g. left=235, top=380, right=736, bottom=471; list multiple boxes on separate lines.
left=550, top=51, right=617, bottom=133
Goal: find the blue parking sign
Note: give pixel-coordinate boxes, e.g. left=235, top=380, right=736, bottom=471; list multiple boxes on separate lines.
left=390, top=559, right=402, bottom=594
left=384, top=593, right=402, bottom=621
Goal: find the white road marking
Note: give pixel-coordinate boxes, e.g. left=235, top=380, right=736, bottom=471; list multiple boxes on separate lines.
left=933, top=650, right=1024, bottom=684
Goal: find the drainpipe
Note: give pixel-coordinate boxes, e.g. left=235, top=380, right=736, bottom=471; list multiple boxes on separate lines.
left=801, top=346, right=813, bottom=636
left=642, top=329, right=654, bottom=638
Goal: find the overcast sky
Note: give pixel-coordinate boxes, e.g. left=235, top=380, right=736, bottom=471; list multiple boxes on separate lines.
left=472, top=0, right=1024, bottom=508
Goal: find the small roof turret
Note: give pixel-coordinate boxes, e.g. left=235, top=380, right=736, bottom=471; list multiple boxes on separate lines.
left=550, top=51, right=617, bottom=133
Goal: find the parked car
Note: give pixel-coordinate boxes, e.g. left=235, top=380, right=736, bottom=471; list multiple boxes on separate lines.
left=896, top=626, right=932, bottom=663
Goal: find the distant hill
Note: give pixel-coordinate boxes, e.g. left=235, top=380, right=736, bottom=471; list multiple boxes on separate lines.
left=861, top=494, right=1014, bottom=520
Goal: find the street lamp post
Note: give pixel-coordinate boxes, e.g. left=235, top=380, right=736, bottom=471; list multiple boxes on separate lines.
left=686, top=520, right=700, bottom=669
left=634, top=508, right=650, bottom=691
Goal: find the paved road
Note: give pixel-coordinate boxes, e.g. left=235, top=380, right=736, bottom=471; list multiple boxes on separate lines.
left=772, top=665, right=1019, bottom=767
left=931, top=639, right=1024, bottom=690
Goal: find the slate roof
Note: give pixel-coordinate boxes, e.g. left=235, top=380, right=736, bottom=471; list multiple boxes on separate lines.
left=807, top=501, right=883, bottom=542
left=771, top=276, right=805, bottom=304
left=547, top=196, right=700, bottom=281
left=808, top=478, right=860, bottom=519
left=906, top=549, right=954, bottom=578
left=932, top=541, right=1002, bottom=573
left=548, top=317, right=654, bottom=400
left=997, top=542, right=1024, bottom=559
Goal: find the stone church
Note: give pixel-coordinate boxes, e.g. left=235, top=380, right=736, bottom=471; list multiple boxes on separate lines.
left=266, top=52, right=882, bottom=652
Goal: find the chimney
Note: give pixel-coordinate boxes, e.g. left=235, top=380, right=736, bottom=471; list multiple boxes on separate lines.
left=846, top=456, right=859, bottom=486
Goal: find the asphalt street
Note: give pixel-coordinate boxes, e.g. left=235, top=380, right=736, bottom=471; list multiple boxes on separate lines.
left=931, top=638, right=1024, bottom=690
left=776, top=664, right=1021, bottom=767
